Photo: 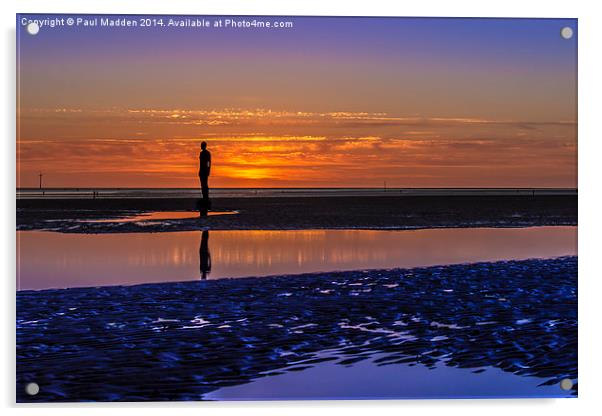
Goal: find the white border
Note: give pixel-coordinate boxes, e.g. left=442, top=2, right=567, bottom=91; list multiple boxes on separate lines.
left=3, top=1, right=600, bottom=415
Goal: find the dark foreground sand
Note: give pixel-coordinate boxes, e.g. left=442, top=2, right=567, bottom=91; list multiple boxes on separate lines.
left=17, top=195, right=577, bottom=233
left=17, top=257, right=577, bottom=402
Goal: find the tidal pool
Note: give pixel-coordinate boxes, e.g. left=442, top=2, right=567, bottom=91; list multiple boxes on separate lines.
left=75, top=210, right=237, bottom=223
left=205, top=352, right=572, bottom=400
left=17, top=226, right=576, bottom=290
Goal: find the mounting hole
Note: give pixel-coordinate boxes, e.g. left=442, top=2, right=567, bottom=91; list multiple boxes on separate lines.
left=26, top=22, right=40, bottom=36
left=560, top=378, right=573, bottom=391
left=560, top=27, right=573, bottom=40
left=25, top=382, right=39, bottom=396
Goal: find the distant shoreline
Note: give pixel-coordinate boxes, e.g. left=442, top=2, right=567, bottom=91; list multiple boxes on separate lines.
left=16, top=187, right=577, bottom=200
left=17, top=194, right=577, bottom=233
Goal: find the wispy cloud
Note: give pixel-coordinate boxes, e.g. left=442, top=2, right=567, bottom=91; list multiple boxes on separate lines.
left=21, top=107, right=577, bottom=128
left=16, top=107, right=576, bottom=188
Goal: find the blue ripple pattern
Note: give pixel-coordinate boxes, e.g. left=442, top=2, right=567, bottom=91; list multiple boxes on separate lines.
left=16, top=257, right=577, bottom=402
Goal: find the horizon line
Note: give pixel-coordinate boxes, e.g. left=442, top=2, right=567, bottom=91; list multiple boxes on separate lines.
left=16, top=186, right=578, bottom=190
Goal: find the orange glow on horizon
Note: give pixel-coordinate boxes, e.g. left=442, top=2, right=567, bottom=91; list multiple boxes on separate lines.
left=16, top=108, right=577, bottom=188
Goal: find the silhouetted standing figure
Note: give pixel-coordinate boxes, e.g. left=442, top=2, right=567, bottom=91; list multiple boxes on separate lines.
left=199, top=230, right=211, bottom=280
left=198, top=141, right=211, bottom=216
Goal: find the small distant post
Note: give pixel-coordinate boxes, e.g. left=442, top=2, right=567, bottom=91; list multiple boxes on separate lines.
left=38, top=172, right=43, bottom=189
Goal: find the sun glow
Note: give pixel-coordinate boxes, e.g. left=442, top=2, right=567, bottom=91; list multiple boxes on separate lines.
left=16, top=107, right=577, bottom=188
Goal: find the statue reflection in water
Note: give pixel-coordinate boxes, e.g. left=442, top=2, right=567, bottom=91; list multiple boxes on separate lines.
left=199, top=230, right=211, bottom=280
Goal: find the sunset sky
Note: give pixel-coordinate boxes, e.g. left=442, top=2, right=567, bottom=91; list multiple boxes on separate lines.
left=17, top=16, right=577, bottom=188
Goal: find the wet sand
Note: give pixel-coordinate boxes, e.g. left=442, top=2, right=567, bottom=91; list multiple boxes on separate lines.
left=17, top=257, right=577, bottom=402
left=17, top=195, right=577, bottom=233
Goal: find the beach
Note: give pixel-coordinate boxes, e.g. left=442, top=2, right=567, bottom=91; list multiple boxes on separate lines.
left=15, top=12, right=579, bottom=404
left=17, top=194, right=577, bottom=233
left=17, top=257, right=577, bottom=401
left=15, top=193, right=578, bottom=401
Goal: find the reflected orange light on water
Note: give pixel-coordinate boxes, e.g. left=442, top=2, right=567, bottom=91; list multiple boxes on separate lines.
left=17, top=227, right=576, bottom=290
